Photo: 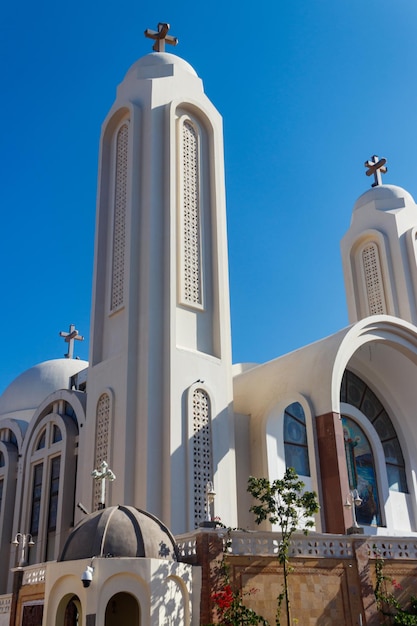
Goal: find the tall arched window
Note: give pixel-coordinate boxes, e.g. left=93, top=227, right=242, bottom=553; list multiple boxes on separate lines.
left=94, top=393, right=111, bottom=511
left=361, top=242, right=387, bottom=315
left=341, top=370, right=408, bottom=493
left=22, top=406, right=79, bottom=565
left=284, top=402, right=310, bottom=477
left=192, top=388, right=213, bottom=526
left=110, top=121, right=129, bottom=312
left=180, top=118, right=202, bottom=308
left=342, top=416, right=381, bottom=526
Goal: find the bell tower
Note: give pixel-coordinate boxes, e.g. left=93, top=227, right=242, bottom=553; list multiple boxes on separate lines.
left=79, top=25, right=237, bottom=533
left=341, top=156, right=417, bottom=326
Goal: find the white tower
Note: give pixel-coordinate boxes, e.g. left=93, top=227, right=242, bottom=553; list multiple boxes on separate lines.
left=80, top=27, right=237, bottom=533
left=341, top=157, right=417, bottom=326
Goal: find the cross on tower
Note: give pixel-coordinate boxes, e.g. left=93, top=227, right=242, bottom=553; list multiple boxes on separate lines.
left=144, top=22, right=178, bottom=52
left=59, top=324, right=84, bottom=359
left=91, top=461, right=116, bottom=510
left=365, top=155, right=387, bottom=187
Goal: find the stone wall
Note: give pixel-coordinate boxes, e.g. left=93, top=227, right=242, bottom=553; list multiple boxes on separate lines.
left=177, top=530, right=417, bottom=625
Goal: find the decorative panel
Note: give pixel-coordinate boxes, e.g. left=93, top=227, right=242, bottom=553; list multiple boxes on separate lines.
left=181, top=120, right=202, bottom=307
left=110, top=122, right=129, bottom=312
left=94, top=393, right=111, bottom=510
left=362, top=243, right=387, bottom=315
left=192, top=389, right=212, bottom=526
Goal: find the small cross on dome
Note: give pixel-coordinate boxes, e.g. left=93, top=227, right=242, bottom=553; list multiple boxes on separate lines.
left=59, top=323, right=84, bottom=359
left=365, top=155, right=387, bottom=187
left=144, top=23, right=178, bottom=52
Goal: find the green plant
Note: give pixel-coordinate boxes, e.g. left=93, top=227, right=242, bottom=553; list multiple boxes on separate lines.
left=247, top=468, right=319, bottom=626
left=373, top=545, right=417, bottom=625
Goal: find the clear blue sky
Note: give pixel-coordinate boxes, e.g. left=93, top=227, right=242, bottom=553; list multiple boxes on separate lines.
left=1, top=1, right=417, bottom=393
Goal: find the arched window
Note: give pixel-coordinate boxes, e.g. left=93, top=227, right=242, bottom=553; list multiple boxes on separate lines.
left=342, top=416, right=381, bottom=526
left=22, top=407, right=79, bottom=565
left=341, top=370, right=408, bottom=493
left=180, top=118, right=202, bottom=308
left=192, top=388, right=213, bottom=526
left=110, top=121, right=129, bottom=312
left=284, top=402, right=310, bottom=477
left=361, top=242, right=387, bottom=315
left=94, top=393, right=111, bottom=511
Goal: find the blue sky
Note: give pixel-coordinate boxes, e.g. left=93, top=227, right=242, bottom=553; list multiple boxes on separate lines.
left=1, top=1, right=417, bottom=393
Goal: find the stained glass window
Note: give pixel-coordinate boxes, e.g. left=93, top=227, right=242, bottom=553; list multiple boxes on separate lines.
left=284, top=402, right=310, bottom=477
left=341, top=370, right=407, bottom=493
left=342, top=416, right=381, bottom=526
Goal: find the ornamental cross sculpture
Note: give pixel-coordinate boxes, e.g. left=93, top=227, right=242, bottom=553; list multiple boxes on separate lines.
left=144, top=22, right=178, bottom=52
left=59, top=324, right=84, bottom=359
left=92, top=461, right=116, bottom=510
left=365, top=155, right=387, bottom=187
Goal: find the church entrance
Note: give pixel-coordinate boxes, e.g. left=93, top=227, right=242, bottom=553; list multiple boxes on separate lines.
left=63, top=596, right=80, bottom=626
left=104, top=592, right=140, bottom=626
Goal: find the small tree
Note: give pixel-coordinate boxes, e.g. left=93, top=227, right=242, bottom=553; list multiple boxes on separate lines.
left=247, top=468, right=319, bottom=626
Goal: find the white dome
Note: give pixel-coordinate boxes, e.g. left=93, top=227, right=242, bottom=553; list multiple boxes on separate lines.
left=125, top=52, right=198, bottom=79
left=353, top=184, right=415, bottom=213
left=0, top=359, right=88, bottom=416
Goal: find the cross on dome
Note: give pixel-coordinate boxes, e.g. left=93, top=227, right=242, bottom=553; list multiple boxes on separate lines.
left=92, top=461, right=116, bottom=510
left=365, top=155, right=387, bottom=187
left=59, top=323, right=84, bottom=359
left=144, top=22, right=178, bottom=52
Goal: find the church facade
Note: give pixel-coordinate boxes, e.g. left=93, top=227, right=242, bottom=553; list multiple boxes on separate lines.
left=1, top=26, right=417, bottom=625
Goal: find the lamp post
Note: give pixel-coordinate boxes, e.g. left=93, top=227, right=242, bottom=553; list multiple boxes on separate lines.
left=206, top=481, right=216, bottom=522
left=344, top=489, right=364, bottom=535
left=12, top=533, right=35, bottom=569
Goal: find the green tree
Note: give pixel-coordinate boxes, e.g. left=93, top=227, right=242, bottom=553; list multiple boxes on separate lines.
left=247, top=468, right=319, bottom=626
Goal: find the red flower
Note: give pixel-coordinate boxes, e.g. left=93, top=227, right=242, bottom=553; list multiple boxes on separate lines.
left=391, top=579, right=403, bottom=590
left=212, top=584, right=234, bottom=610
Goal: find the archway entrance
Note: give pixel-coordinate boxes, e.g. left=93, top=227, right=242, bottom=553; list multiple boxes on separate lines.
left=105, top=592, right=140, bottom=626
left=63, top=597, right=80, bottom=626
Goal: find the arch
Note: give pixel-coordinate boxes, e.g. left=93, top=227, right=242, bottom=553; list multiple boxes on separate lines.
left=349, top=230, right=395, bottom=319
left=187, top=384, right=213, bottom=527
left=93, top=390, right=114, bottom=510
left=55, top=593, right=82, bottom=626
left=174, top=100, right=221, bottom=357
left=97, top=573, right=149, bottom=625
left=264, top=394, right=319, bottom=522
left=105, top=592, right=140, bottom=626
left=16, top=399, right=81, bottom=564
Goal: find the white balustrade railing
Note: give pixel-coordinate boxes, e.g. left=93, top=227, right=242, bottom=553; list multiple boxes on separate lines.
left=175, top=530, right=417, bottom=561
left=0, top=595, right=12, bottom=614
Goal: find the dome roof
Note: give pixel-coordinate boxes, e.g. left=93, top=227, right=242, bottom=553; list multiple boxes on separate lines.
left=125, top=52, right=198, bottom=80
left=0, top=359, right=88, bottom=416
left=353, top=184, right=416, bottom=213
left=59, top=505, right=178, bottom=562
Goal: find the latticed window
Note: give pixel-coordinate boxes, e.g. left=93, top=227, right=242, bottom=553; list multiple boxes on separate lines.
left=192, top=388, right=212, bottom=526
left=181, top=119, right=202, bottom=307
left=94, top=393, right=111, bottom=510
left=111, top=122, right=129, bottom=311
left=284, top=402, right=310, bottom=476
left=362, top=243, right=387, bottom=315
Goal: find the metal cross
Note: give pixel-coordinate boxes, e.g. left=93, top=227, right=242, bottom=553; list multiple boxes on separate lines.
left=59, top=324, right=84, bottom=359
left=364, top=155, right=387, bottom=187
left=144, top=22, right=178, bottom=52
left=91, top=461, right=116, bottom=510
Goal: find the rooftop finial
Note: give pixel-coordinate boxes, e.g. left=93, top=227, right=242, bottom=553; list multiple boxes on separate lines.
left=365, top=155, right=387, bottom=187
left=59, top=323, right=84, bottom=359
left=144, top=22, right=178, bottom=52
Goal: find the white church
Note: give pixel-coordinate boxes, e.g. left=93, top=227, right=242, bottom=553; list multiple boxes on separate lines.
left=1, top=23, right=417, bottom=626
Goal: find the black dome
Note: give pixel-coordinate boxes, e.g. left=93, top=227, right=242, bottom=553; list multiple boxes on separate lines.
left=59, top=505, right=178, bottom=562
